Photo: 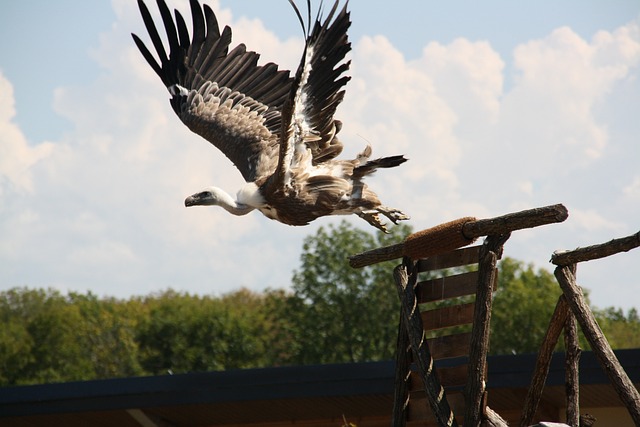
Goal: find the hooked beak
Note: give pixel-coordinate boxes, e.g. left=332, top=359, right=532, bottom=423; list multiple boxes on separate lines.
left=184, top=191, right=212, bottom=207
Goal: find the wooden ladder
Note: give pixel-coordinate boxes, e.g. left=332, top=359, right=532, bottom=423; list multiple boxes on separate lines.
left=349, top=204, right=569, bottom=427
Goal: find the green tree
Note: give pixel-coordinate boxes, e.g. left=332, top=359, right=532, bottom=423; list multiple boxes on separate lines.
left=69, top=292, right=145, bottom=378
left=0, top=288, right=94, bottom=384
left=136, top=289, right=269, bottom=374
left=284, top=220, right=411, bottom=364
left=594, top=307, right=640, bottom=349
left=490, top=258, right=563, bottom=355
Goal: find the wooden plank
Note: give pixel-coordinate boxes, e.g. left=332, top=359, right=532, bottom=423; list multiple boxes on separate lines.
left=421, top=303, right=475, bottom=331
left=417, top=246, right=481, bottom=272
left=411, top=364, right=469, bottom=390
left=428, top=332, right=471, bottom=360
left=416, top=271, right=479, bottom=303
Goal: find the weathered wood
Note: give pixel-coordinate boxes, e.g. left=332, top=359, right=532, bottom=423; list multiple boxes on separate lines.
left=417, top=271, right=481, bottom=303
left=462, top=204, right=568, bottom=240
left=417, top=246, right=482, bottom=271
left=579, top=414, right=596, bottom=426
left=392, top=316, right=410, bottom=427
left=348, top=204, right=568, bottom=268
left=564, top=309, right=581, bottom=427
left=435, top=364, right=469, bottom=389
left=408, top=392, right=466, bottom=424
left=421, top=303, right=475, bottom=331
left=481, top=406, right=509, bottom=427
left=551, top=231, right=640, bottom=265
left=394, top=260, right=458, bottom=426
left=428, top=332, right=472, bottom=360
left=410, top=364, right=470, bottom=391
left=464, top=234, right=509, bottom=427
left=519, top=295, right=570, bottom=427
left=350, top=242, right=404, bottom=268
left=555, top=265, right=640, bottom=425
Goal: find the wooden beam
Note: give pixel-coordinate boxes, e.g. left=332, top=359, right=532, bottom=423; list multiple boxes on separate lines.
left=551, top=231, right=640, bottom=266
left=349, top=204, right=567, bottom=268
left=461, top=204, right=567, bottom=240
left=464, top=234, right=509, bottom=427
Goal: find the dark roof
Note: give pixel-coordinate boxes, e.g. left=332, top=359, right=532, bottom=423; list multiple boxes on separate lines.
left=1, top=349, right=639, bottom=426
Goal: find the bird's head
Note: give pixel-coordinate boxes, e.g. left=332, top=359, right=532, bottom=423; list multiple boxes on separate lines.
left=184, top=187, right=225, bottom=207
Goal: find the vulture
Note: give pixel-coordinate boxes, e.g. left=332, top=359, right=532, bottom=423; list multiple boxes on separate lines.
left=132, top=0, right=409, bottom=232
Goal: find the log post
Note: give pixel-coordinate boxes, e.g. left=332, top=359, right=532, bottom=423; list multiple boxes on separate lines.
left=519, top=295, right=570, bottom=427
left=555, top=266, right=640, bottom=424
left=563, top=264, right=581, bottom=427
left=391, top=315, right=410, bottom=427
left=464, top=234, right=510, bottom=427
left=394, top=259, right=458, bottom=427
left=564, top=308, right=580, bottom=427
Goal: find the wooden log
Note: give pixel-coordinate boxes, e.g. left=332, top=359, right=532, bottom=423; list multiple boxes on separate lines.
left=464, top=234, right=510, bottom=427
left=519, top=295, right=570, bottom=427
left=349, top=204, right=568, bottom=268
left=564, top=309, right=581, bottom=427
left=392, top=315, right=410, bottom=427
left=461, top=204, right=568, bottom=240
left=551, top=231, right=640, bottom=266
left=394, top=260, right=458, bottom=426
left=555, top=266, right=640, bottom=425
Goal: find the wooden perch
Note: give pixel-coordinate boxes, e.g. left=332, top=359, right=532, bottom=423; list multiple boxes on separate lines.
left=349, top=204, right=568, bottom=268
left=551, top=231, right=640, bottom=266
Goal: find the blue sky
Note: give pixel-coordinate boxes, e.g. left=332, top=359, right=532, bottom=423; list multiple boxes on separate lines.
left=1, top=1, right=639, bottom=311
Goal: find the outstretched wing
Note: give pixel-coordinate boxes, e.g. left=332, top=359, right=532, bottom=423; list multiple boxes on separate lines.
left=132, top=0, right=293, bottom=182
left=275, top=0, right=352, bottom=186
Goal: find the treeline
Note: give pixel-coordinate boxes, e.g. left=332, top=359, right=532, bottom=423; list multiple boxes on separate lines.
left=2, top=222, right=639, bottom=386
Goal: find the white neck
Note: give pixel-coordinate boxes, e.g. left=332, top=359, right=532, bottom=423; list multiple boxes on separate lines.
left=212, top=188, right=255, bottom=216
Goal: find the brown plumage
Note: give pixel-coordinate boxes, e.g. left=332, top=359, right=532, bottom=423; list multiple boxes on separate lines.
left=132, top=0, right=409, bottom=232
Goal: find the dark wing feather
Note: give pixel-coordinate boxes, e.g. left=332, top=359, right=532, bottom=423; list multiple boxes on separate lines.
left=132, top=0, right=293, bottom=182
left=277, top=0, right=352, bottom=187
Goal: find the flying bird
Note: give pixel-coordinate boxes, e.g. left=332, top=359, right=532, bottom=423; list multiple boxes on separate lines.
left=132, top=0, right=409, bottom=232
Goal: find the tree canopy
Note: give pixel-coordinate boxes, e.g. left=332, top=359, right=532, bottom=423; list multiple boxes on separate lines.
left=1, top=220, right=638, bottom=385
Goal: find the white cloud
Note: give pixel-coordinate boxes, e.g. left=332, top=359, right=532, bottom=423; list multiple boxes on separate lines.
left=499, top=24, right=640, bottom=169
left=568, top=208, right=625, bottom=232
left=623, top=176, right=640, bottom=198
left=0, top=73, right=54, bottom=195
left=1, top=3, right=639, bottom=310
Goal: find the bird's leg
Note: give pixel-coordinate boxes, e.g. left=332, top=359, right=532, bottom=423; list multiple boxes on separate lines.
left=357, top=210, right=389, bottom=233
left=376, top=206, right=410, bottom=224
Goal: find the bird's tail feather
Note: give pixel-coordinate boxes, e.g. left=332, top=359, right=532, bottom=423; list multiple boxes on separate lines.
left=353, top=155, right=407, bottom=178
